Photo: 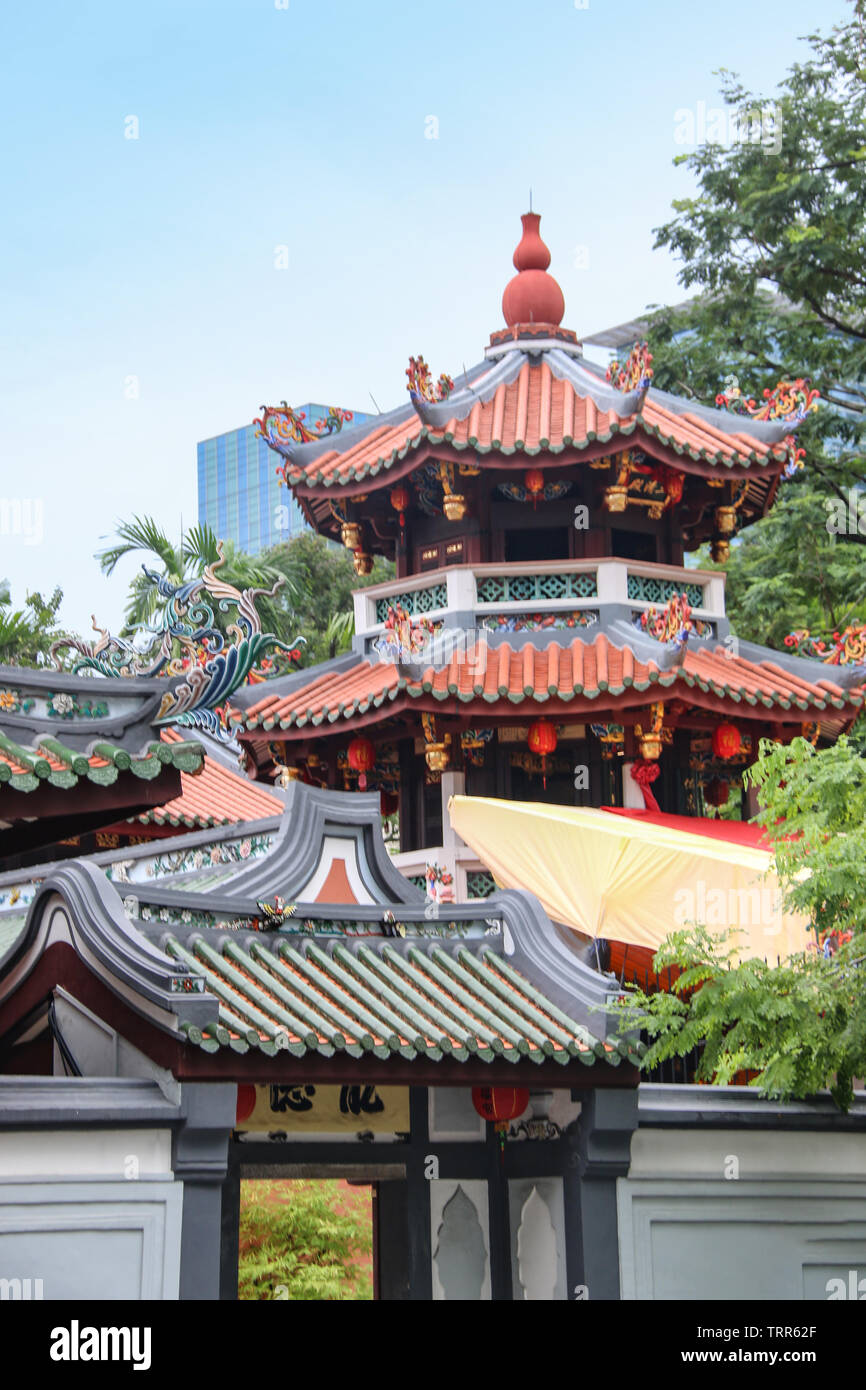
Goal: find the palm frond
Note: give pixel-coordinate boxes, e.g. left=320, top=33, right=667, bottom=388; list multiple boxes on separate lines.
left=97, top=516, right=183, bottom=578
left=182, top=524, right=221, bottom=570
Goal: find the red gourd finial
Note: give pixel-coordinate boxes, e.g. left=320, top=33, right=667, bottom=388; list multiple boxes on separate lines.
left=502, top=211, right=565, bottom=328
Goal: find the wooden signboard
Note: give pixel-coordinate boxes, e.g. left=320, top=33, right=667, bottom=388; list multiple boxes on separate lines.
left=236, top=1083, right=410, bottom=1134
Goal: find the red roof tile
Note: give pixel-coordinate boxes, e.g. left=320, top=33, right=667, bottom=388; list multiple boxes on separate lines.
left=137, top=730, right=284, bottom=829
left=284, top=360, right=787, bottom=490
left=232, top=635, right=862, bottom=733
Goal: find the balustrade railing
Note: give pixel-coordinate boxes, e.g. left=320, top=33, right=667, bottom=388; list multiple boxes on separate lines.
left=354, top=559, right=724, bottom=639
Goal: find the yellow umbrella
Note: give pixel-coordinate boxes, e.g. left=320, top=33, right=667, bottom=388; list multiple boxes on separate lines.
left=448, top=796, right=811, bottom=961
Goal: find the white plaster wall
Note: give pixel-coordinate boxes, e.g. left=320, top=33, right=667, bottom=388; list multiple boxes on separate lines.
left=618, top=1127, right=866, bottom=1301
left=0, top=1181, right=181, bottom=1300
left=0, top=1129, right=172, bottom=1180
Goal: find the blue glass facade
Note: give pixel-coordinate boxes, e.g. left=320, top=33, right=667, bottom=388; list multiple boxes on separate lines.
left=197, top=403, right=372, bottom=555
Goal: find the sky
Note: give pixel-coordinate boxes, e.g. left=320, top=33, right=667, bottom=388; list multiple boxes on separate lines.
left=0, top=0, right=851, bottom=637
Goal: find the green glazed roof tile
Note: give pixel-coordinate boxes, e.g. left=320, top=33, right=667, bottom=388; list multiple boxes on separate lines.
left=157, top=926, right=626, bottom=1067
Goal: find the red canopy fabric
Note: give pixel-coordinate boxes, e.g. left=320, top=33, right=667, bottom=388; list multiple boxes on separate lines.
left=600, top=806, right=773, bottom=850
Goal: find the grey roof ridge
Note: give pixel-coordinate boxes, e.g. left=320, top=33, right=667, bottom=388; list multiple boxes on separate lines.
left=0, top=813, right=284, bottom=898
left=409, top=351, right=526, bottom=428
left=0, top=662, right=175, bottom=697
left=0, top=858, right=218, bottom=1032
left=572, top=353, right=794, bottom=446
left=734, top=637, right=866, bottom=692
left=284, top=359, right=492, bottom=463
left=230, top=648, right=360, bottom=712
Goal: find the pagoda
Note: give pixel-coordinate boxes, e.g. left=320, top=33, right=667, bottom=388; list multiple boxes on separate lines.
left=233, top=212, right=865, bottom=900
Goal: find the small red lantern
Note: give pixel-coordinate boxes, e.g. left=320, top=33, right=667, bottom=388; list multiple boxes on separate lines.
left=390, top=485, right=410, bottom=528
left=236, top=1084, right=257, bottom=1125
left=703, top=777, right=730, bottom=809
left=472, top=1086, right=529, bottom=1134
left=524, top=468, right=545, bottom=509
left=347, top=736, right=376, bottom=790
left=528, top=718, right=557, bottom=788
left=712, top=723, right=742, bottom=760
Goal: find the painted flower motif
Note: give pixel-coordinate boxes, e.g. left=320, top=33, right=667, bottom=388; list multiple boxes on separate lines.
left=181, top=910, right=192, bottom=924
left=0, top=690, right=18, bottom=711
left=192, top=851, right=203, bottom=869
left=210, top=847, right=221, bottom=864
left=239, top=839, right=251, bottom=859
left=141, top=907, right=152, bottom=921
left=159, top=907, right=170, bottom=921
left=50, top=692, right=75, bottom=716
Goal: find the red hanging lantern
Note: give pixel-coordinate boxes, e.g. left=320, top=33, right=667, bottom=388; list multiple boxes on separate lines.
left=703, top=777, right=730, bottom=808
left=236, top=1084, right=257, bottom=1126
left=472, top=1086, right=529, bottom=1129
left=524, top=468, right=545, bottom=509
left=527, top=719, right=557, bottom=788
left=390, top=485, right=410, bottom=528
left=347, top=736, right=376, bottom=790
left=712, top=723, right=742, bottom=760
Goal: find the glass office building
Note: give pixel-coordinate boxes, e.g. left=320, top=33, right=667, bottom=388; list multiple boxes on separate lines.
left=197, top=403, right=372, bottom=555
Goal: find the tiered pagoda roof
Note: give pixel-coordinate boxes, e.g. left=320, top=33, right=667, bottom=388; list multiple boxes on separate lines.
left=280, top=354, right=791, bottom=492
left=257, top=211, right=800, bottom=553
left=234, top=634, right=863, bottom=737
left=241, top=210, right=863, bottom=784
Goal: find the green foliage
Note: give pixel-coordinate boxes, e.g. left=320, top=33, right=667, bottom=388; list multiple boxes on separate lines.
left=745, top=735, right=866, bottom=935
left=96, top=516, right=304, bottom=640
left=612, top=737, right=866, bottom=1110
left=0, top=583, right=69, bottom=667
left=645, top=6, right=866, bottom=642
left=698, top=488, right=866, bottom=646
left=96, top=519, right=393, bottom=666
left=263, top=531, right=393, bottom=664
left=238, top=1179, right=372, bottom=1301
left=612, top=924, right=864, bottom=1112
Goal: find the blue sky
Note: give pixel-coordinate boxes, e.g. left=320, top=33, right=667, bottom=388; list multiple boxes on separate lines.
left=0, top=0, right=850, bottom=635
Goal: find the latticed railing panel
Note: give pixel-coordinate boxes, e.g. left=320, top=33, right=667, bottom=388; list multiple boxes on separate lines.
left=375, top=584, right=448, bottom=623
left=466, top=870, right=496, bottom=899
left=476, top=571, right=598, bottom=604
left=627, top=575, right=704, bottom=608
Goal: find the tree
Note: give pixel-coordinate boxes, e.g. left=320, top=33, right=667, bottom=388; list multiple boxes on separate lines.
left=263, top=532, right=393, bottom=665
left=644, top=4, right=866, bottom=643
left=612, top=736, right=866, bottom=1110
left=0, top=581, right=69, bottom=667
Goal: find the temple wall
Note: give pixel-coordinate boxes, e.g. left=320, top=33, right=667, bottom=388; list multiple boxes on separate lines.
left=0, top=1076, right=234, bottom=1302
left=617, top=1086, right=866, bottom=1301
left=0, top=1079, right=182, bottom=1300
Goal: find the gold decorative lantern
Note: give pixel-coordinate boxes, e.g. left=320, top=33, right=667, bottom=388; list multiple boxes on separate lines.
left=442, top=493, right=466, bottom=522
left=635, top=701, right=666, bottom=761
left=711, top=538, right=730, bottom=563
left=353, top=549, right=373, bottom=575
left=341, top=521, right=362, bottom=550
left=425, top=739, right=451, bottom=773
left=637, top=731, right=662, bottom=761
left=274, top=765, right=302, bottom=787
left=715, top=505, right=736, bottom=536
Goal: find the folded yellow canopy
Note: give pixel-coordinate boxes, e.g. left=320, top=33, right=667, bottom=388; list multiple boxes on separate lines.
left=448, top=795, right=811, bottom=961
